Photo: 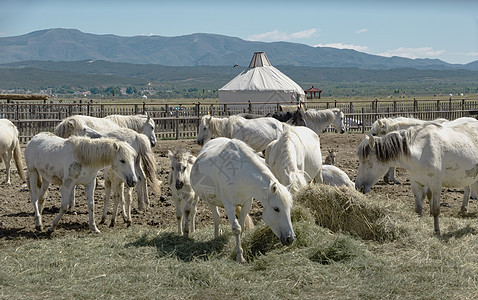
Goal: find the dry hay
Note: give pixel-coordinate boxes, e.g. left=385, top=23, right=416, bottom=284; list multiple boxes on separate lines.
left=295, top=184, right=409, bottom=242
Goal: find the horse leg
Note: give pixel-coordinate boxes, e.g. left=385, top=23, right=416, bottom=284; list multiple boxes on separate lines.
left=237, top=198, right=253, bottom=232
left=410, top=180, right=425, bottom=216
left=224, top=202, right=246, bottom=263
left=100, top=176, right=112, bottom=225
left=110, top=180, right=122, bottom=228
left=173, top=195, right=183, bottom=235
left=135, top=163, right=149, bottom=211
left=429, top=186, right=441, bottom=236
left=461, top=186, right=471, bottom=214
left=383, top=167, right=399, bottom=184
left=208, top=203, right=220, bottom=239
left=189, top=195, right=199, bottom=234
left=85, top=179, right=100, bottom=234
left=124, top=186, right=133, bottom=227
left=28, top=170, right=43, bottom=231
left=49, top=184, right=75, bottom=233
left=2, top=151, right=11, bottom=184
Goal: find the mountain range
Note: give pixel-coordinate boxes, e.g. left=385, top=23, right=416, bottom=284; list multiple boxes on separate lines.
left=1, top=28, right=478, bottom=71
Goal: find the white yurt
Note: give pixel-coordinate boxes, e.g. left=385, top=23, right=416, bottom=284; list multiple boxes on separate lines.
left=218, top=52, right=305, bottom=106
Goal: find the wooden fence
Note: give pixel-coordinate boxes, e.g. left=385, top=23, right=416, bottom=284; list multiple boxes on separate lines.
left=2, top=98, right=478, bottom=143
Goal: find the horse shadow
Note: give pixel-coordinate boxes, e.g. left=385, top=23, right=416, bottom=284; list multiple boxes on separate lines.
left=126, top=232, right=230, bottom=262
left=440, top=225, right=478, bottom=242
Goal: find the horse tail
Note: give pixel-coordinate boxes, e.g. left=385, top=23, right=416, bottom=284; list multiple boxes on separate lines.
left=235, top=206, right=254, bottom=230
left=13, top=135, right=26, bottom=182
left=137, top=134, right=161, bottom=193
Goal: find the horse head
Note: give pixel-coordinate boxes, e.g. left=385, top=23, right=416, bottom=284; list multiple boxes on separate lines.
left=168, top=148, right=195, bottom=191
left=196, top=115, right=213, bottom=145
left=332, top=109, right=346, bottom=134
left=142, top=115, right=157, bottom=147
left=261, top=181, right=295, bottom=246
left=291, top=109, right=307, bottom=127
left=110, top=141, right=138, bottom=188
left=355, top=135, right=394, bottom=193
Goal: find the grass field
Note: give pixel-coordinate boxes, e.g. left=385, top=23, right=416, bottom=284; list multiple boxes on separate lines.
left=2, top=185, right=478, bottom=299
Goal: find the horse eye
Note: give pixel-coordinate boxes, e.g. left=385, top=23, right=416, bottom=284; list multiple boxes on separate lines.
left=120, top=159, right=126, bottom=164
left=274, top=207, right=280, bottom=213
left=171, top=166, right=175, bottom=171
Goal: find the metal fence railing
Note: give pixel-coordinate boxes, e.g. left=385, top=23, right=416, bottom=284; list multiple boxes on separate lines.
left=2, top=98, right=477, bottom=143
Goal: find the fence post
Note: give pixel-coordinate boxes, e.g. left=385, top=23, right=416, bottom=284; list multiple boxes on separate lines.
left=142, top=102, right=146, bottom=114
left=248, top=101, right=252, bottom=113
left=462, top=99, right=465, bottom=117
left=175, top=111, right=179, bottom=140
left=15, top=103, right=19, bottom=120
left=195, top=102, right=200, bottom=134
left=134, top=104, right=138, bottom=115
left=393, top=100, right=397, bottom=114
left=361, top=107, right=365, bottom=134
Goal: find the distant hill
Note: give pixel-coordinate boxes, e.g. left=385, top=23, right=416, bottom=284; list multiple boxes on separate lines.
left=2, top=60, right=478, bottom=98
left=1, top=28, right=477, bottom=71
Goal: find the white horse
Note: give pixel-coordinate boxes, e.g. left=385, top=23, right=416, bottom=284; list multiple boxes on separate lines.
left=56, top=117, right=161, bottom=211
left=355, top=121, right=478, bottom=235
left=299, top=108, right=346, bottom=134
left=265, top=126, right=323, bottom=194
left=196, top=115, right=286, bottom=153
left=105, top=114, right=157, bottom=147
left=98, top=128, right=161, bottom=226
left=368, top=116, right=448, bottom=184
left=322, top=165, right=354, bottom=188
left=25, top=133, right=137, bottom=233
left=191, top=138, right=295, bottom=262
left=168, top=148, right=200, bottom=237
left=55, top=114, right=157, bottom=148
left=0, top=119, right=25, bottom=184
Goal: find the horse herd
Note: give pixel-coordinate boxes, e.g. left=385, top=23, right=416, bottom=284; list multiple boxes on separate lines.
left=1, top=107, right=477, bottom=262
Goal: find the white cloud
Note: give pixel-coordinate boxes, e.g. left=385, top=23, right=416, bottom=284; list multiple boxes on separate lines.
left=378, top=47, right=445, bottom=59
left=314, top=43, right=369, bottom=52
left=247, top=29, right=318, bottom=41
left=355, top=28, right=368, bottom=34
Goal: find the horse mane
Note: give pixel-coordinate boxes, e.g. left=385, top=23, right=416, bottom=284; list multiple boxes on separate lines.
left=170, top=147, right=191, bottom=161
left=55, top=116, right=84, bottom=138
left=135, top=133, right=161, bottom=193
left=106, top=114, right=148, bottom=132
left=275, top=130, right=308, bottom=192
left=68, top=136, right=136, bottom=168
left=356, top=131, right=410, bottom=163
left=207, top=116, right=234, bottom=138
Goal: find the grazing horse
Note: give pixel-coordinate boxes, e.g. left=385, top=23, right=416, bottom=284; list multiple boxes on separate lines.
left=168, top=148, right=200, bottom=237
left=299, top=108, right=346, bottom=134
left=265, top=126, right=323, bottom=194
left=25, top=133, right=137, bottom=233
left=191, top=138, right=295, bottom=262
left=105, top=114, right=157, bottom=147
left=196, top=115, right=286, bottom=153
left=355, top=121, right=478, bottom=235
left=0, top=119, right=25, bottom=184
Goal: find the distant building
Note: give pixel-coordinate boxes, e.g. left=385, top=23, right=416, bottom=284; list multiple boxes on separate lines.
left=219, top=52, right=305, bottom=107
left=304, top=86, right=322, bottom=99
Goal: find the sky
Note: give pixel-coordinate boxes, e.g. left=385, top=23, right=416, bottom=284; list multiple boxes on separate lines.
left=1, top=0, right=478, bottom=64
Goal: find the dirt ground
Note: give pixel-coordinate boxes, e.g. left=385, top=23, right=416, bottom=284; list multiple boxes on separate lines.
left=0, top=133, right=474, bottom=248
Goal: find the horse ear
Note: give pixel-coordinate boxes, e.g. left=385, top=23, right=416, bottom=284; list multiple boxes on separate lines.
left=167, top=150, right=173, bottom=159
left=270, top=182, right=277, bottom=194
left=113, top=142, right=120, bottom=151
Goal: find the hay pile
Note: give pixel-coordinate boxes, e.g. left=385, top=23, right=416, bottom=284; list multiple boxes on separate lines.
left=295, top=184, right=408, bottom=242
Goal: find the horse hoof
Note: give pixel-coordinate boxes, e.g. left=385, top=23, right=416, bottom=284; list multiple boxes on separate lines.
left=35, top=225, right=43, bottom=231
left=109, top=222, right=115, bottom=228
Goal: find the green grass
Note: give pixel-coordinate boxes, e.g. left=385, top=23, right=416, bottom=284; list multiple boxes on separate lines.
left=2, top=187, right=478, bottom=299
